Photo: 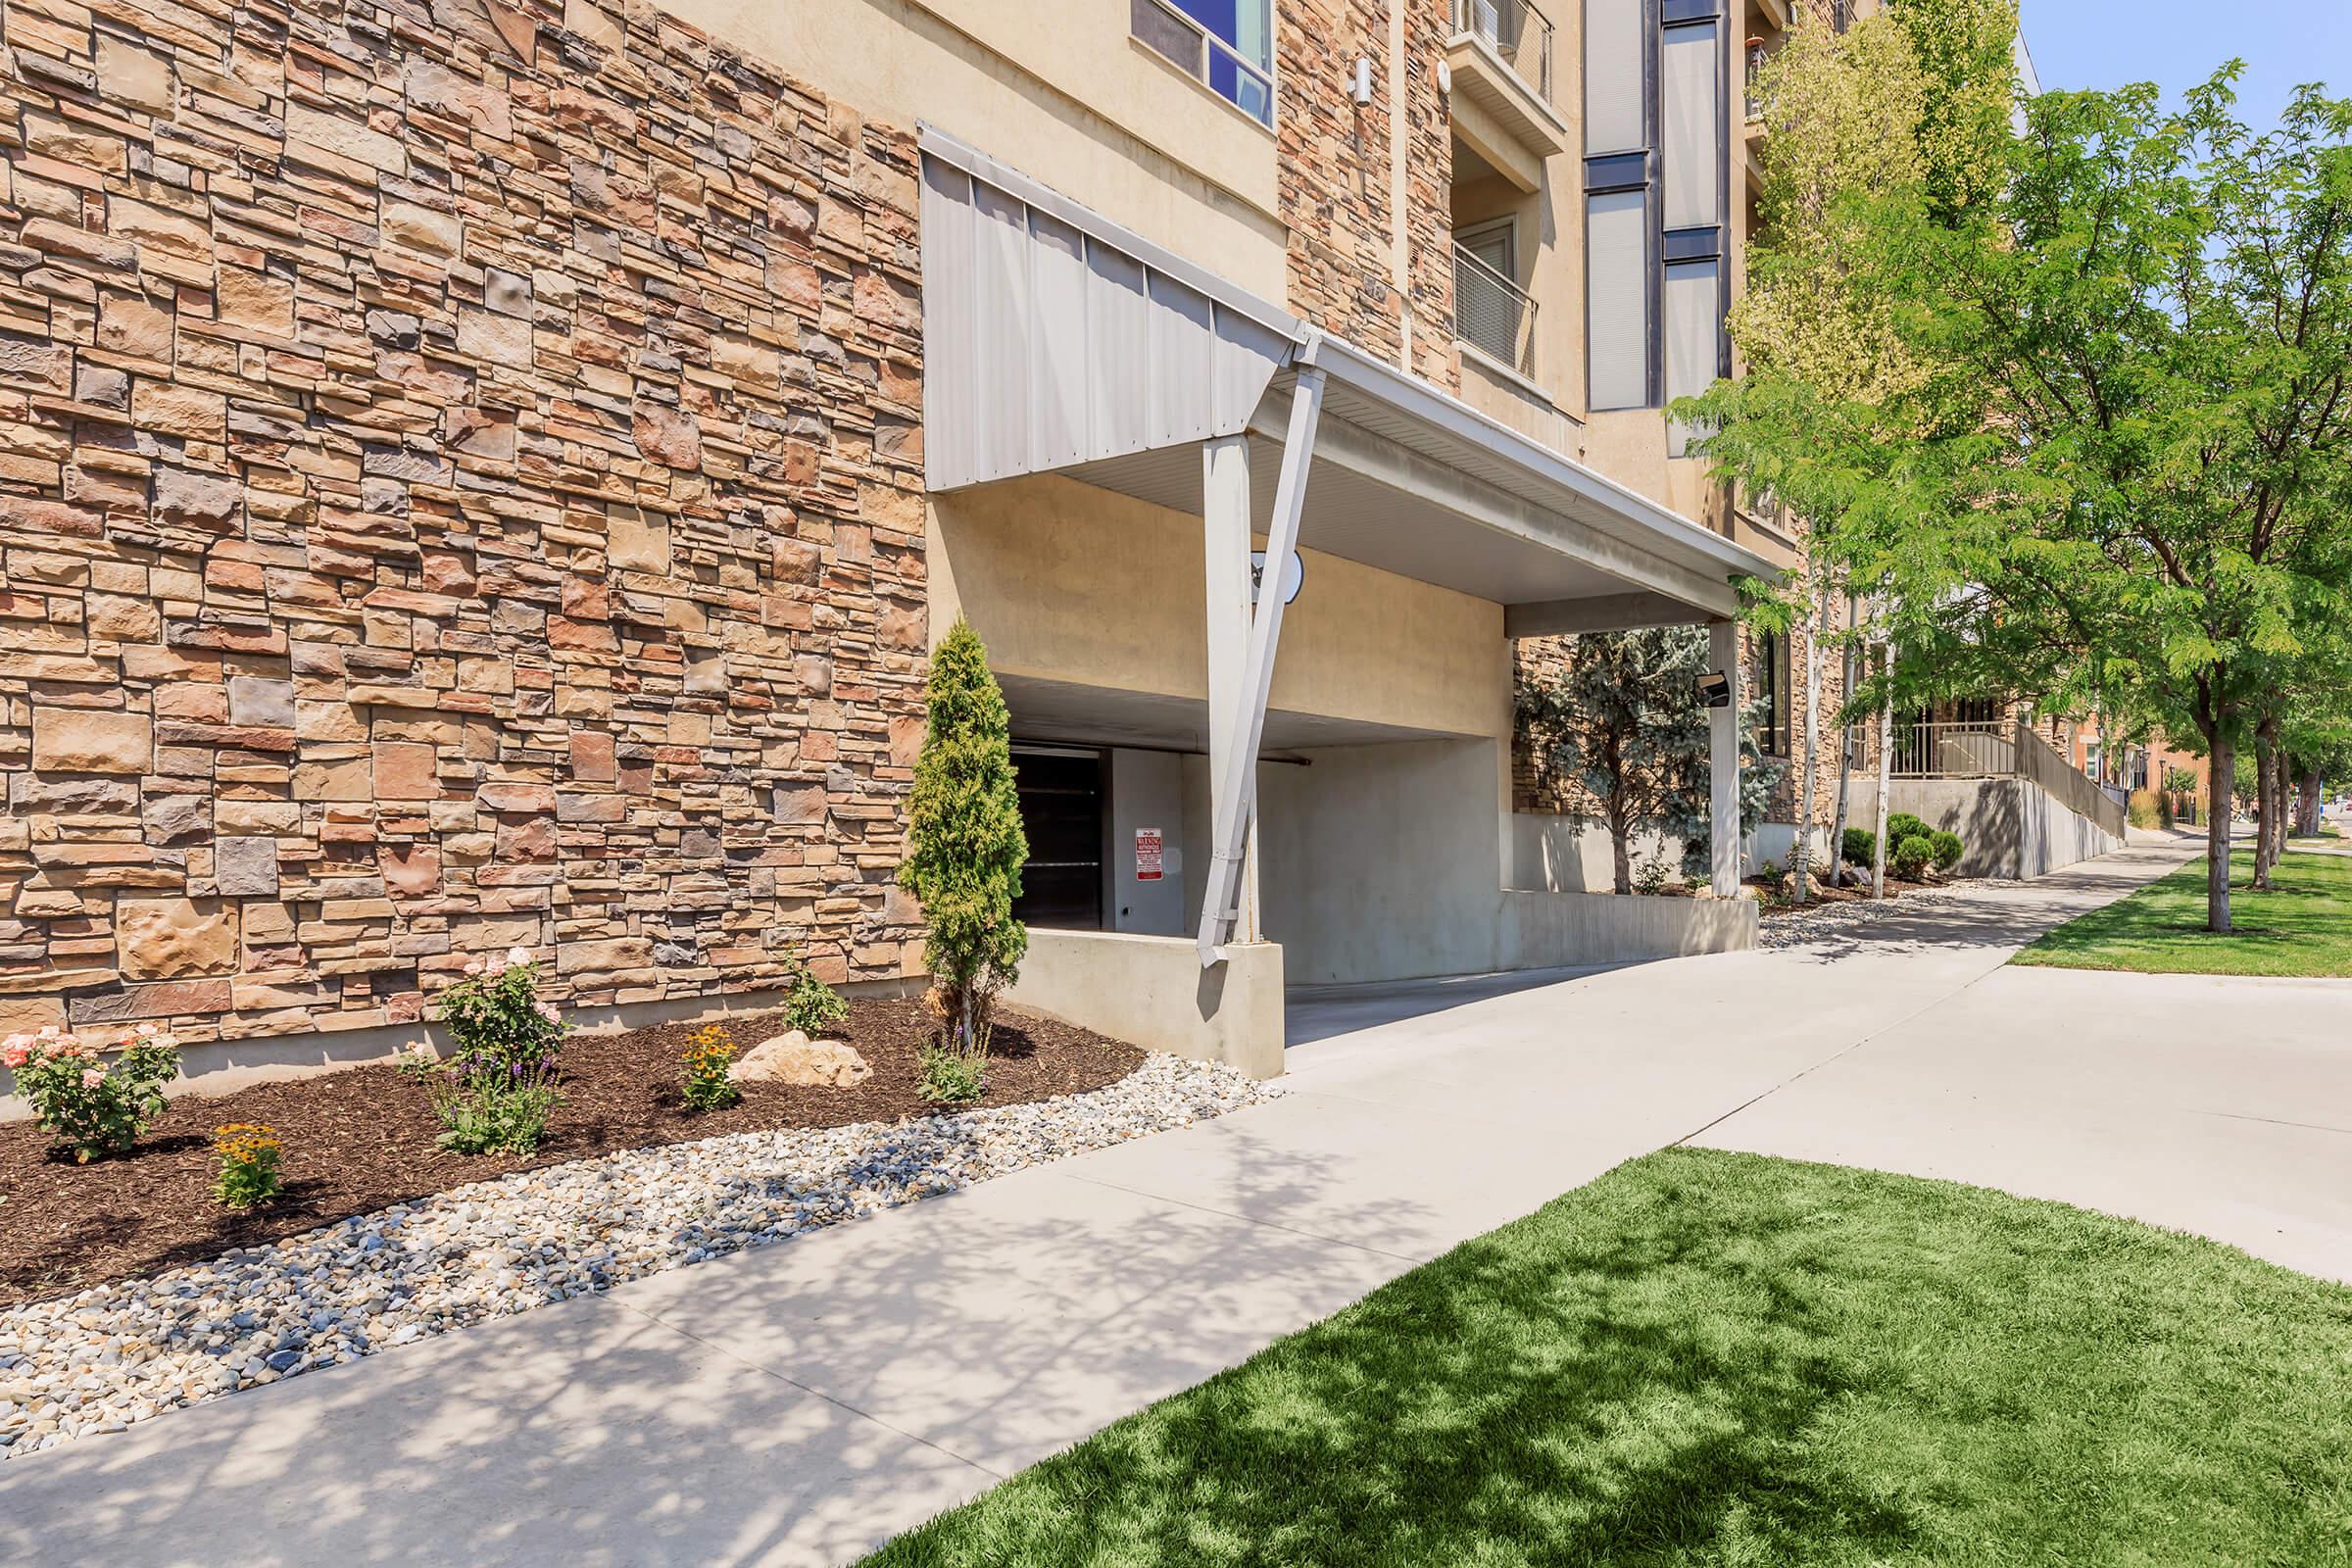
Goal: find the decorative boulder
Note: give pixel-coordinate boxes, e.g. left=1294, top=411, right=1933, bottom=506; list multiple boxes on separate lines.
left=727, top=1030, right=870, bottom=1088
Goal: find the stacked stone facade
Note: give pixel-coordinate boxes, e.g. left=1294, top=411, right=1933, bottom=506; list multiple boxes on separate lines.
left=0, top=0, right=926, bottom=1043
left=1276, top=0, right=1456, bottom=388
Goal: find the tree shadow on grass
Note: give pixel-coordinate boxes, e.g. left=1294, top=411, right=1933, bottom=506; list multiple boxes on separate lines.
left=874, top=1162, right=1933, bottom=1567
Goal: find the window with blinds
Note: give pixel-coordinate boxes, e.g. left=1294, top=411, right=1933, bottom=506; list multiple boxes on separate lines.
left=1581, top=0, right=1729, bottom=426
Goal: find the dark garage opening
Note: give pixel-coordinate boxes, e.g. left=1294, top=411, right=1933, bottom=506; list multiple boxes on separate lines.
left=1011, top=745, right=1105, bottom=931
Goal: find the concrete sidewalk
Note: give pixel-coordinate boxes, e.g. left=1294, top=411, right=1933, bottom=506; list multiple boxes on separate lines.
left=13, top=841, right=2348, bottom=1567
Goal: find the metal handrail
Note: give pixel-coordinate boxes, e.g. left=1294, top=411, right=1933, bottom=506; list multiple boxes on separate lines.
left=1453, top=241, right=1539, bottom=374
left=1451, top=0, right=1554, bottom=104
left=1886, top=719, right=2015, bottom=779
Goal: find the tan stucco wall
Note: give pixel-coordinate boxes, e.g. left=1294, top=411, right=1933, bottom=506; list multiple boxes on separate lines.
left=928, top=475, right=1514, bottom=742
left=1005, top=930, right=1285, bottom=1078
left=663, top=0, right=1286, bottom=298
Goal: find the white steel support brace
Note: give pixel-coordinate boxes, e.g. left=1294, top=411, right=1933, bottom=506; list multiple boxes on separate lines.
left=1708, top=618, right=1743, bottom=899
left=1198, top=366, right=1327, bottom=965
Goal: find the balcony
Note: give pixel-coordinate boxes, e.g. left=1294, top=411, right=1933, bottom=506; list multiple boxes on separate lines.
left=1454, top=241, right=1538, bottom=374
left=1446, top=0, right=1570, bottom=191
left=1453, top=243, right=1582, bottom=456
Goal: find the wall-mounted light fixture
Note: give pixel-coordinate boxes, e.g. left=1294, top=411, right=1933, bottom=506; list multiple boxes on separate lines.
left=1350, top=55, right=1373, bottom=105
left=1436, top=59, right=1451, bottom=95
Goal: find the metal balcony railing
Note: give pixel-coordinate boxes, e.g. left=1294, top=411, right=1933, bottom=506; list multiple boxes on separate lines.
left=1887, top=719, right=2015, bottom=779
left=1452, top=0, right=1554, bottom=105
left=1454, top=242, right=1539, bottom=374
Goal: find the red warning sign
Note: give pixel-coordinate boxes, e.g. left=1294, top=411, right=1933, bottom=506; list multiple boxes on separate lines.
left=1135, top=828, right=1164, bottom=881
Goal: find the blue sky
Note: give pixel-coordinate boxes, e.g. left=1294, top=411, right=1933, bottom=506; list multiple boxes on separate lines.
left=2022, top=0, right=2352, bottom=125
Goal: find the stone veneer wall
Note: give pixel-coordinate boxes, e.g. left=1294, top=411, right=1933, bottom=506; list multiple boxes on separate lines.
left=0, top=0, right=927, bottom=1047
left=1511, top=611, right=1852, bottom=831
left=1277, top=0, right=1456, bottom=389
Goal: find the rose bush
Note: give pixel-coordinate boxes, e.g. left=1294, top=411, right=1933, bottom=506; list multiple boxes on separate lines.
left=405, top=949, right=568, bottom=1154
left=4, top=1022, right=181, bottom=1163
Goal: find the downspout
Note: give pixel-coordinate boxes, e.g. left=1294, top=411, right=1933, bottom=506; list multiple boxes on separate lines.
left=1389, top=0, right=1413, bottom=374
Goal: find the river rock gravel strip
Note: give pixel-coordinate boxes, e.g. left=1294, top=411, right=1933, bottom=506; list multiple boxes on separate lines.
left=1755, top=880, right=2005, bottom=950
left=0, top=1054, right=1275, bottom=1461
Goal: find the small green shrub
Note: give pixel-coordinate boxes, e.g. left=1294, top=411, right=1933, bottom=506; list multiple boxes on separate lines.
left=680, top=1023, right=740, bottom=1111
left=4, top=1024, right=181, bottom=1162
left=213, top=1123, right=284, bottom=1209
left=410, top=950, right=568, bottom=1154
left=1886, top=812, right=1931, bottom=846
left=1891, top=834, right=1936, bottom=881
left=1929, top=830, right=1964, bottom=871
left=782, top=962, right=850, bottom=1037
left=918, top=1040, right=987, bottom=1104
left=900, top=617, right=1029, bottom=1063
left=1631, top=858, right=1670, bottom=897
left=1841, top=827, right=1879, bottom=867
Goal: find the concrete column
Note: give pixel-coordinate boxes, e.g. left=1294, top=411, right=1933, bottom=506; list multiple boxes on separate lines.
left=1202, top=435, right=1259, bottom=941
left=1709, top=618, right=1741, bottom=899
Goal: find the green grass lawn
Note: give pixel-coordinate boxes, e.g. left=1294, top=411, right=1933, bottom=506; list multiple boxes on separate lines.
left=2011, top=848, right=2352, bottom=977
left=862, top=1151, right=2352, bottom=1567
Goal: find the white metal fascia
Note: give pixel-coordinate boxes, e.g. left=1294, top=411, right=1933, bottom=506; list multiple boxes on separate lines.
left=1300, top=332, right=1777, bottom=584
left=917, top=125, right=1308, bottom=350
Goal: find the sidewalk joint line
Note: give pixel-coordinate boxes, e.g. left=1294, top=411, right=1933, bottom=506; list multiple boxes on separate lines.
left=603, top=1294, right=1007, bottom=1482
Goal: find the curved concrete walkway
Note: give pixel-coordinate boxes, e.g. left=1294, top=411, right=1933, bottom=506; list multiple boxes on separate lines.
left=8, top=841, right=2348, bottom=1567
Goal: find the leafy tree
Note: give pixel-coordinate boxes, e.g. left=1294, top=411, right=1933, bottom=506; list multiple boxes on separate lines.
left=899, top=617, right=1028, bottom=1062
left=1517, top=626, right=1779, bottom=895
left=1692, top=7, right=2352, bottom=934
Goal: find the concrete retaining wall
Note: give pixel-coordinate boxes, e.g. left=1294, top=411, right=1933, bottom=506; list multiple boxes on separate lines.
left=1850, top=777, right=2125, bottom=880
left=1495, top=889, right=1756, bottom=966
left=1004, top=929, right=1286, bottom=1079
left=1256, top=743, right=1757, bottom=987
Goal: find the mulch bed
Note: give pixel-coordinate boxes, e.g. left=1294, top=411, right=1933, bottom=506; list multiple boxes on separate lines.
left=0, top=999, right=1143, bottom=1311
left=1752, top=873, right=1941, bottom=916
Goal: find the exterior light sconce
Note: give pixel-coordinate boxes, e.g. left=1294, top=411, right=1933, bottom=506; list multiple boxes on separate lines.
left=1350, top=55, right=1374, bottom=105
left=1436, top=59, right=1452, bottom=95
left=1698, top=671, right=1733, bottom=710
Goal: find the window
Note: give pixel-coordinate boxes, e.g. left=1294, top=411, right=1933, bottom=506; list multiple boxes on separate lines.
left=1133, top=0, right=1274, bottom=125
left=1456, top=218, right=1535, bottom=368
left=1582, top=0, right=1728, bottom=423
left=1754, top=632, right=1791, bottom=758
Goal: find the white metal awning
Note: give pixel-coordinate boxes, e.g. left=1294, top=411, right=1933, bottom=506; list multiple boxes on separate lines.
left=917, top=124, right=1776, bottom=627
left=917, top=125, right=1767, bottom=961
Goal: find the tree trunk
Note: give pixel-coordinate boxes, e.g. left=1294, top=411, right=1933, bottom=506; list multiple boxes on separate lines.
left=1871, top=646, right=1894, bottom=900
left=1828, top=594, right=1857, bottom=888
left=1793, top=584, right=1825, bottom=904
left=2252, top=719, right=2278, bottom=890
left=2299, top=766, right=2324, bottom=837
left=1611, top=817, right=1633, bottom=897
left=2205, top=727, right=2234, bottom=933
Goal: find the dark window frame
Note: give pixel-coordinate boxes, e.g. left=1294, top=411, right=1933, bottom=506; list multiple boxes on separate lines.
left=1754, top=631, right=1792, bottom=759
left=1582, top=0, right=1731, bottom=415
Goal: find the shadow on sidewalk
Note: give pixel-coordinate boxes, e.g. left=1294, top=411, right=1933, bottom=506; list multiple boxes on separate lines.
left=0, top=1137, right=1425, bottom=1568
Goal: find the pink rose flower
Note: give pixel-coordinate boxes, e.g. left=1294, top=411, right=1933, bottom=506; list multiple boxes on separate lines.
left=465, top=958, right=487, bottom=977
left=2, top=1045, right=28, bottom=1069
left=506, top=946, right=532, bottom=969
left=81, top=1068, right=106, bottom=1090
